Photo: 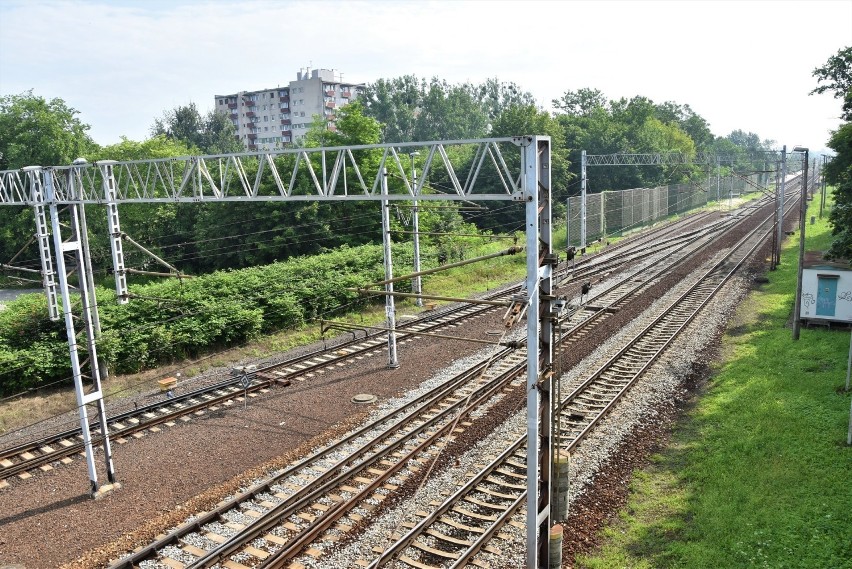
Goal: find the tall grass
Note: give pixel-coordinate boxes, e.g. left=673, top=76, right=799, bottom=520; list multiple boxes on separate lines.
left=578, top=193, right=852, bottom=568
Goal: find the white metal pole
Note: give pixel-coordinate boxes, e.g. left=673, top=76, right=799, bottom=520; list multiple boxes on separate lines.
left=846, top=329, right=851, bottom=392
left=73, top=203, right=117, bottom=483
left=44, top=169, right=102, bottom=494
left=728, top=161, right=733, bottom=210
left=24, top=167, right=60, bottom=320
left=410, top=152, right=423, bottom=307
left=381, top=168, right=399, bottom=368
left=580, top=150, right=587, bottom=250
left=793, top=149, right=809, bottom=341
left=525, top=136, right=553, bottom=568
left=70, top=164, right=116, bottom=483
left=716, top=157, right=720, bottom=209
left=778, top=146, right=787, bottom=266
left=101, top=161, right=129, bottom=304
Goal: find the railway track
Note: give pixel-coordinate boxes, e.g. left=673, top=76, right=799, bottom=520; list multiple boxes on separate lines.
left=0, top=209, right=727, bottom=483
left=101, top=193, right=795, bottom=568
left=345, top=187, right=788, bottom=569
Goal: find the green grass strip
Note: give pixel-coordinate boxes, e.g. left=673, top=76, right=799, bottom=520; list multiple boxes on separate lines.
left=578, top=193, right=852, bottom=569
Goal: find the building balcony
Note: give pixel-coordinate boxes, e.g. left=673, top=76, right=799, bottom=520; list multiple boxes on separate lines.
left=246, top=111, right=256, bottom=117
left=243, top=98, right=256, bottom=106
left=325, top=101, right=335, bottom=109
left=341, top=91, right=351, bottom=98
left=248, top=132, right=257, bottom=139
left=281, top=118, right=291, bottom=125
left=248, top=144, right=258, bottom=151
left=279, top=96, right=289, bottom=103
left=325, top=89, right=336, bottom=97
left=228, top=102, right=238, bottom=109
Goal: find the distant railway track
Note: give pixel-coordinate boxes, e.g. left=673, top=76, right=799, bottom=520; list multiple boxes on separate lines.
left=99, top=192, right=797, bottom=569
left=344, top=187, right=794, bottom=569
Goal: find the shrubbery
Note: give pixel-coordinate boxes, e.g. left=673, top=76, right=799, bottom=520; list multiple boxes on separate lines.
left=0, top=242, right=421, bottom=395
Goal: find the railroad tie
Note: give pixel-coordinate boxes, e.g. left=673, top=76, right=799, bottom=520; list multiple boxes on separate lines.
left=412, top=540, right=461, bottom=560
left=399, top=554, right=442, bottom=569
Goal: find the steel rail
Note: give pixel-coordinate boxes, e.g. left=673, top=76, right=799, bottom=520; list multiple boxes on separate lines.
left=104, top=355, right=509, bottom=568
left=367, top=192, right=790, bottom=569
left=1, top=211, right=710, bottom=478
left=104, top=197, right=784, bottom=568
left=182, top=358, right=528, bottom=568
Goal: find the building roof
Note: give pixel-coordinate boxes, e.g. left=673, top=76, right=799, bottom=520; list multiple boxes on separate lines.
left=803, top=251, right=852, bottom=270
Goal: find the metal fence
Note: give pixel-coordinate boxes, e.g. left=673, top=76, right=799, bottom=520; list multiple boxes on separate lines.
left=566, top=174, right=761, bottom=246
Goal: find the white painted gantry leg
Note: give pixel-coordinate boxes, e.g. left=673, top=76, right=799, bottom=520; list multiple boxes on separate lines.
left=381, top=167, right=399, bottom=368
left=522, top=136, right=555, bottom=568
left=40, top=166, right=116, bottom=494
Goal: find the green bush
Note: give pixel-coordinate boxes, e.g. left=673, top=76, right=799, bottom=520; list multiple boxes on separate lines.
left=0, top=242, right=425, bottom=394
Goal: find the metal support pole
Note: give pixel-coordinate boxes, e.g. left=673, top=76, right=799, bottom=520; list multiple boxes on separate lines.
left=24, top=167, right=60, bottom=320
left=70, top=165, right=116, bottom=484
left=847, top=331, right=852, bottom=445
left=523, top=136, right=553, bottom=568
left=101, top=161, right=129, bottom=304
left=380, top=168, right=399, bottom=368
left=846, top=328, right=851, bottom=392
left=44, top=168, right=111, bottom=495
left=565, top=198, right=570, bottom=248
left=820, top=155, right=827, bottom=219
left=410, top=152, right=423, bottom=307
left=793, top=148, right=809, bottom=341
left=777, top=147, right=787, bottom=267
left=771, top=165, right=778, bottom=271
left=580, top=150, right=587, bottom=250
left=729, top=164, right=734, bottom=210
left=716, top=157, right=721, bottom=208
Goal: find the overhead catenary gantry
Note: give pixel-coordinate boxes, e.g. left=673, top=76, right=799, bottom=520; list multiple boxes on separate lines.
left=576, top=149, right=796, bottom=254
left=0, top=136, right=559, bottom=567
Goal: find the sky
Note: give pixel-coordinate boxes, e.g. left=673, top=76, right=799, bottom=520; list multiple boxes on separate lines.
left=1, top=0, right=850, bottom=154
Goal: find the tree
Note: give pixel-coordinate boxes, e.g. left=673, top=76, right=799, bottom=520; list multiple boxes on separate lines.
left=0, top=92, right=98, bottom=282
left=811, top=46, right=852, bottom=121
left=0, top=91, right=97, bottom=170
left=555, top=92, right=699, bottom=191
left=654, top=101, right=714, bottom=151
left=151, top=102, right=243, bottom=154
left=362, top=76, right=535, bottom=143
left=811, top=47, right=852, bottom=259
left=84, top=136, right=201, bottom=276
left=185, top=102, right=387, bottom=271
left=824, top=123, right=852, bottom=259
left=552, top=88, right=607, bottom=117
left=487, top=104, right=573, bottom=226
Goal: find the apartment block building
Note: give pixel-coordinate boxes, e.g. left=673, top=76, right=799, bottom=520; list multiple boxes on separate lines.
left=214, top=67, right=365, bottom=151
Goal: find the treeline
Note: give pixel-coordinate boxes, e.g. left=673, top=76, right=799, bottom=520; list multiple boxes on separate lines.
left=812, top=46, right=852, bottom=260
left=1, top=78, right=778, bottom=281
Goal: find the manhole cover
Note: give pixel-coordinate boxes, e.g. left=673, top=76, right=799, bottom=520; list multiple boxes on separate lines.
left=352, top=393, right=377, bottom=404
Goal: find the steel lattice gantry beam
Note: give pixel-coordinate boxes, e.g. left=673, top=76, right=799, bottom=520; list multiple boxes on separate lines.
left=1, top=137, right=560, bottom=566
left=574, top=149, right=792, bottom=248
left=583, top=150, right=785, bottom=166
left=0, top=138, right=530, bottom=205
